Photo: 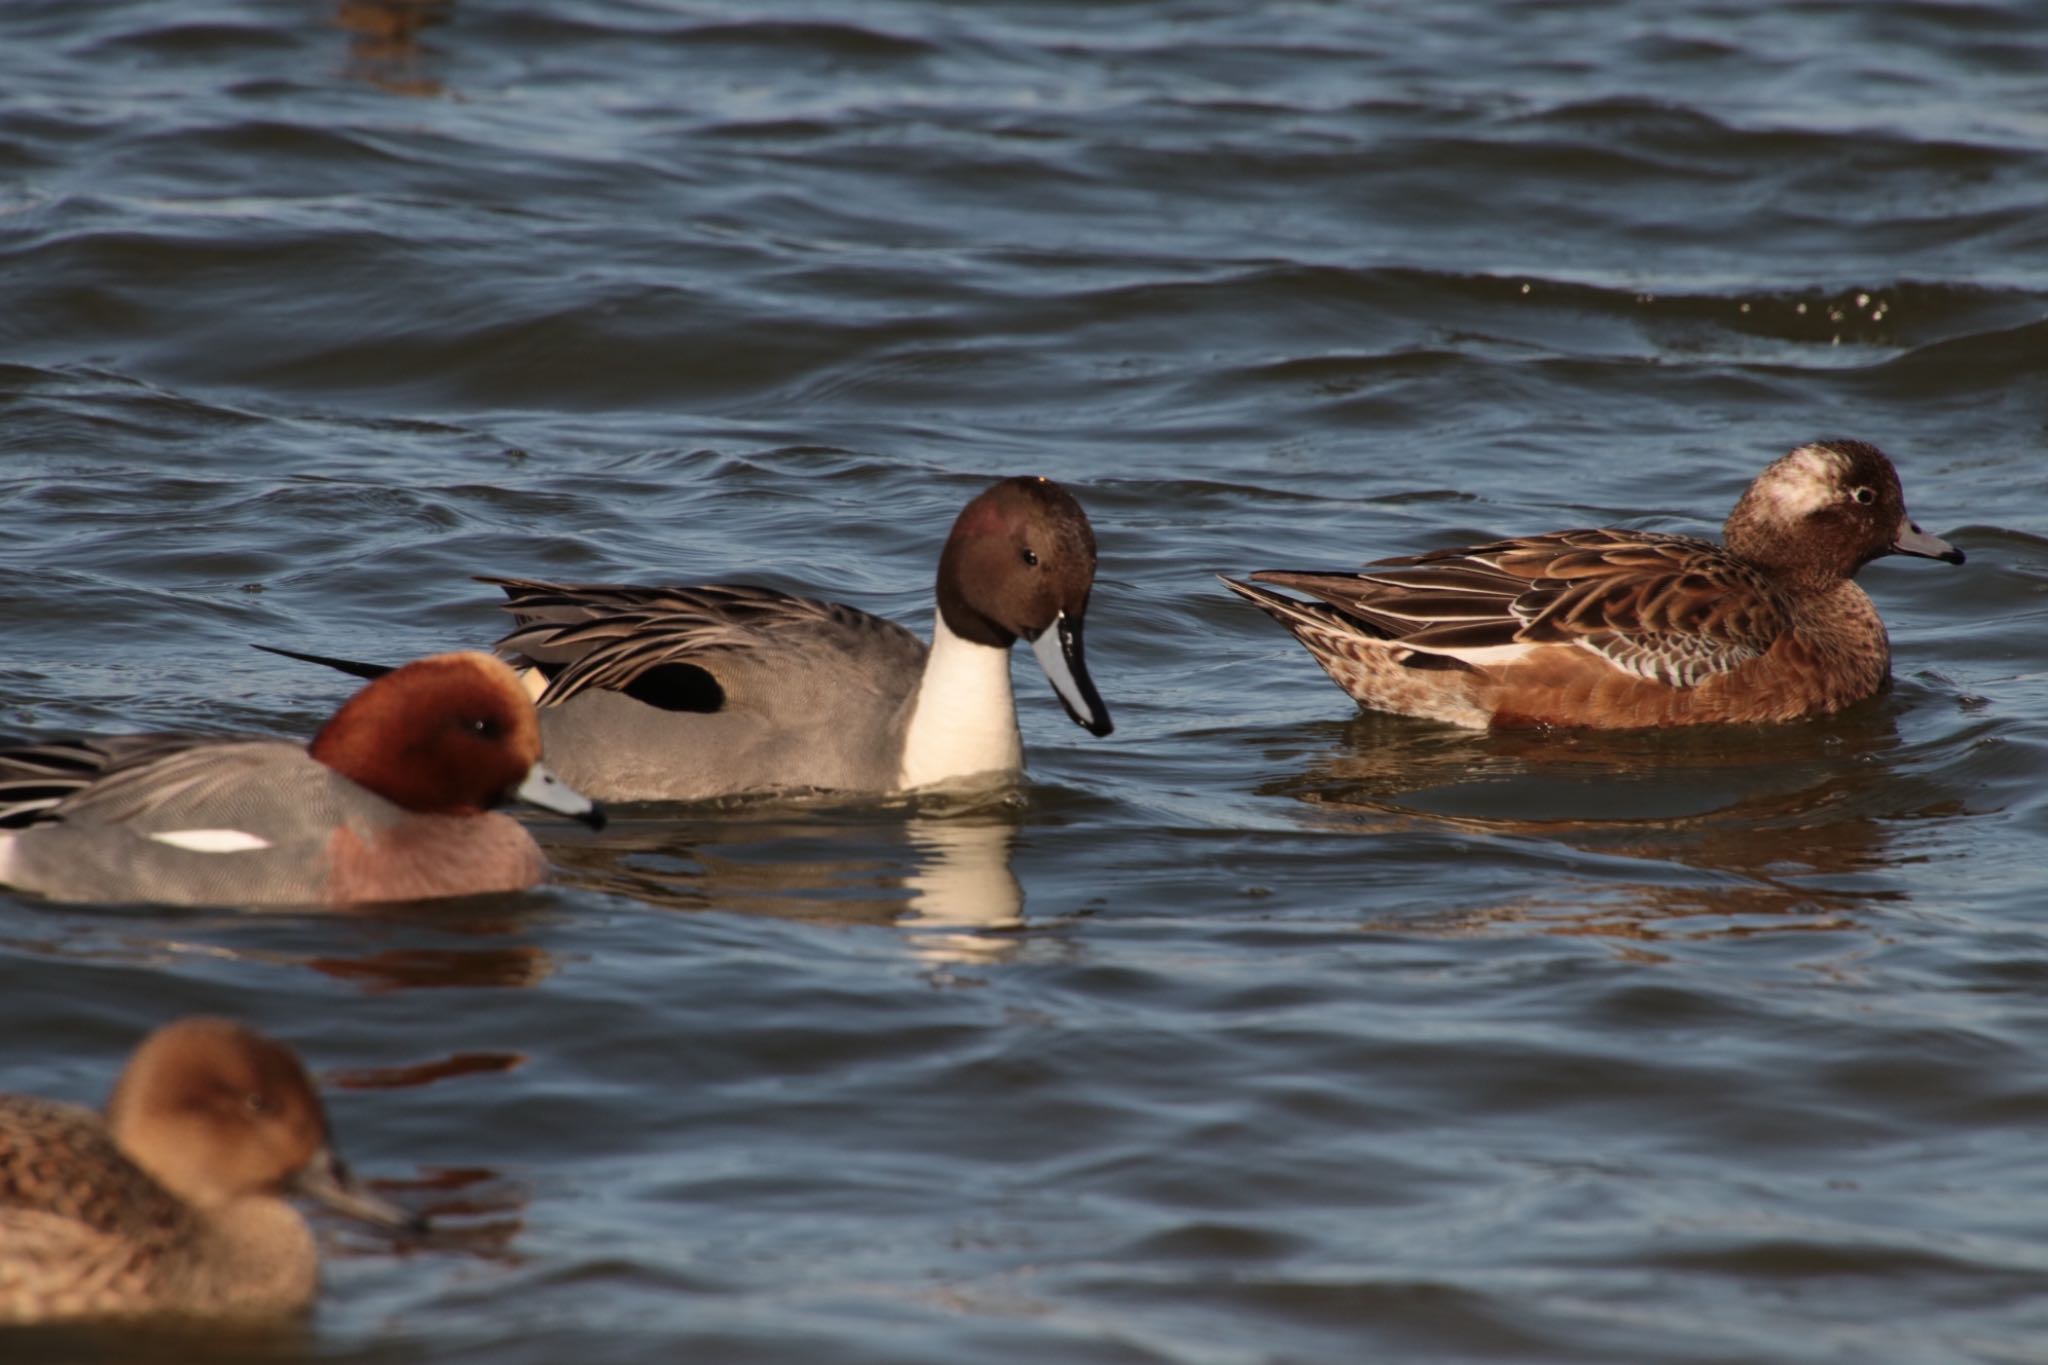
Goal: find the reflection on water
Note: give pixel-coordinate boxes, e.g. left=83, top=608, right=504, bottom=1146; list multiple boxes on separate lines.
left=336, top=0, right=453, bottom=96
left=1262, top=704, right=1928, bottom=939
left=545, top=797, right=1028, bottom=964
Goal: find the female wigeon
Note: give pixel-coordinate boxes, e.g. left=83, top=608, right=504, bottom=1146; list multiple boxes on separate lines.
left=1223, top=440, right=1964, bottom=728
left=0, top=651, right=603, bottom=906
left=272, top=476, right=1115, bottom=802
left=0, top=1017, right=419, bottom=1322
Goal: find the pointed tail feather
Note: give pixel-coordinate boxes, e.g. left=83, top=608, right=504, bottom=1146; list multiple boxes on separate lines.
left=251, top=643, right=395, bottom=682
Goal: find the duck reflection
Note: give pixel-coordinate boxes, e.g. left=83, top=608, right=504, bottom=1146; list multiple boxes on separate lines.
left=324, top=1052, right=525, bottom=1261
left=545, top=793, right=1029, bottom=964
left=336, top=0, right=453, bottom=96
left=1258, top=700, right=1928, bottom=938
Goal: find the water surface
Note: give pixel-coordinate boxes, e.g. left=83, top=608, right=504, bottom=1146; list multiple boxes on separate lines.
left=3, top=2, right=2047, bottom=1361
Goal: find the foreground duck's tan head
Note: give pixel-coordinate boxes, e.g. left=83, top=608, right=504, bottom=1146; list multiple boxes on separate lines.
left=105, top=1017, right=417, bottom=1231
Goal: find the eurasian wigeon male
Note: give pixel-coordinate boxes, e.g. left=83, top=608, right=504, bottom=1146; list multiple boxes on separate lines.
left=271, top=475, right=1115, bottom=802
left=1223, top=440, right=1964, bottom=728
left=0, top=1017, right=420, bottom=1323
left=0, top=651, right=603, bottom=906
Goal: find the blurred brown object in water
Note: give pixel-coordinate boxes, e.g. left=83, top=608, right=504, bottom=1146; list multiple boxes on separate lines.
left=337, top=0, right=454, bottom=96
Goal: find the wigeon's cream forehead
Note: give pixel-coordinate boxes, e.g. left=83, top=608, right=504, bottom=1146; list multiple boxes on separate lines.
left=1754, top=443, right=1849, bottom=520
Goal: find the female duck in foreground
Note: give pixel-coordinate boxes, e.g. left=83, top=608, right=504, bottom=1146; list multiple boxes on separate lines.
left=0, top=651, right=603, bottom=906
left=1224, top=440, right=1964, bottom=728
left=0, top=1017, right=418, bottom=1323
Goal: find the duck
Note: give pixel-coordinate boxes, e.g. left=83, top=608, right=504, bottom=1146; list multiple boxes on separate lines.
left=267, top=475, right=1114, bottom=802
left=1222, top=440, right=1964, bottom=728
left=0, top=651, right=604, bottom=906
left=0, top=1017, right=420, bottom=1323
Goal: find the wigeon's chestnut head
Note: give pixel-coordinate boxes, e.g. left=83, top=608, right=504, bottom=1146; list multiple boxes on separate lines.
left=1224, top=439, right=1962, bottom=729
left=0, top=1017, right=418, bottom=1323
left=0, top=651, right=604, bottom=907
left=310, top=651, right=601, bottom=824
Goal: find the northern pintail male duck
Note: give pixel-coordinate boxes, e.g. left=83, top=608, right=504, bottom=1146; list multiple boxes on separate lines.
left=1223, top=440, right=1963, bottom=728
left=0, top=651, right=603, bottom=906
left=466, top=474, right=1113, bottom=802
left=0, top=1017, right=419, bottom=1323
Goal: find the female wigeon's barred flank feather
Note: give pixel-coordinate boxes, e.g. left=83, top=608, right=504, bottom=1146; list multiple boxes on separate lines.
left=1255, top=530, right=1790, bottom=689
left=1224, top=440, right=1962, bottom=729
left=482, top=575, right=922, bottom=708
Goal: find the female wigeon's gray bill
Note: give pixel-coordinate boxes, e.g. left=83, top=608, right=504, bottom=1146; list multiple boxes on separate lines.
left=0, top=651, right=602, bottom=905
left=1224, top=439, right=1963, bottom=729
left=0, top=1017, right=418, bottom=1323
left=1892, top=517, right=1964, bottom=564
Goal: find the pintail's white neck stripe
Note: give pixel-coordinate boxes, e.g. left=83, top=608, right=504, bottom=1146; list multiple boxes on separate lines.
left=898, top=611, right=1023, bottom=789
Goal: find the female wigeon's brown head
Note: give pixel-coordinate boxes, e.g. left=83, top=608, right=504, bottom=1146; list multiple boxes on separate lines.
left=1723, top=439, right=1963, bottom=585
left=105, top=1017, right=418, bottom=1230
left=936, top=476, right=1113, bottom=736
left=308, top=651, right=600, bottom=824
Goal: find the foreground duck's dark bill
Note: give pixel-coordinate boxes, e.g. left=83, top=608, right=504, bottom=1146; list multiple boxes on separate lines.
left=292, top=1147, right=428, bottom=1235
left=1892, top=517, right=1964, bottom=565
left=1029, top=612, right=1113, bottom=737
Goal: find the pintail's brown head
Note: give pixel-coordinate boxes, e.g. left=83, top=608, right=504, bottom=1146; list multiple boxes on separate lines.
left=936, top=476, right=1113, bottom=737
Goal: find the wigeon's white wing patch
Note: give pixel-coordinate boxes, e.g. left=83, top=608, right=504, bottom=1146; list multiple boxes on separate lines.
left=147, top=829, right=273, bottom=853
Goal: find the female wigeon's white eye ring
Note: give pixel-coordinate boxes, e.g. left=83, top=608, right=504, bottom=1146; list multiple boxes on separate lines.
left=1851, top=486, right=1875, bottom=504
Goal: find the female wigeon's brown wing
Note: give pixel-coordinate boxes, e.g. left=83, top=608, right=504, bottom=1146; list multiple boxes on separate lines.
left=1248, top=529, right=1790, bottom=688
left=479, top=576, right=926, bottom=712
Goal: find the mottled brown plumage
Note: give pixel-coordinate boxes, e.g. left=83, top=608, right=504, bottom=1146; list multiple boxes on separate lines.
left=1223, top=440, right=1964, bottom=728
left=0, top=1018, right=419, bottom=1323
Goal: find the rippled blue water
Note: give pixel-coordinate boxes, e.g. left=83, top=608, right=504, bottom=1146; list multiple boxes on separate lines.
left=3, top=1, right=2047, bottom=1361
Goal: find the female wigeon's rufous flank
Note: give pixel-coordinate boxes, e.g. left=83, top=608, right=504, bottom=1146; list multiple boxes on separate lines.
left=471, top=473, right=1114, bottom=802
left=0, top=1017, right=420, bottom=1323
left=0, top=651, right=604, bottom=907
left=1223, top=440, right=1964, bottom=728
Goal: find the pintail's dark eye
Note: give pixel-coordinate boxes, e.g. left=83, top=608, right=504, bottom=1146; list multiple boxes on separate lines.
left=467, top=716, right=503, bottom=739
left=1850, top=486, right=1875, bottom=505
left=1020, top=547, right=1040, bottom=568
left=244, top=1091, right=268, bottom=1113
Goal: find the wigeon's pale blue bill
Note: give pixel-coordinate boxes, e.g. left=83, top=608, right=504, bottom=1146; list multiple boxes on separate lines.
left=514, top=761, right=605, bottom=828
left=1028, top=610, right=1113, bottom=737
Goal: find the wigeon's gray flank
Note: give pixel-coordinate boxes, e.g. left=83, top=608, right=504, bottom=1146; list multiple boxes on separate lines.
left=480, top=474, right=1115, bottom=802
left=1223, top=440, right=1964, bottom=729
left=0, top=1017, right=419, bottom=1323
left=0, top=651, right=604, bottom=906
